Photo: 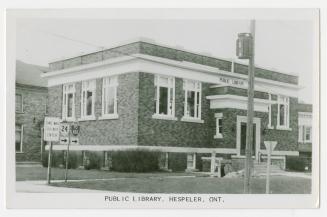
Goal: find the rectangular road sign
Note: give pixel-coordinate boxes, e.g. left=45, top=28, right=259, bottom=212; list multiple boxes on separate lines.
left=44, top=117, right=60, bottom=142
left=59, top=136, right=69, bottom=145
left=70, top=137, right=79, bottom=145
left=60, top=123, right=70, bottom=136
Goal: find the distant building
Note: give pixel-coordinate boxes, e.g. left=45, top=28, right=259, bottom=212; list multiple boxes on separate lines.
left=16, top=60, right=48, bottom=163
left=41, top=39, right=313, bottom=172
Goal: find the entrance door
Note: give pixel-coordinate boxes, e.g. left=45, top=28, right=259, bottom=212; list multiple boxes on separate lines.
left=236, top=116, right=261, bottom=159
left=240, top=123, right=256, bottom=156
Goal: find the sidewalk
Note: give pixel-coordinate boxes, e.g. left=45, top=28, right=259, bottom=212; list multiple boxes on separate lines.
left=16, top=180, right=107, bottom=193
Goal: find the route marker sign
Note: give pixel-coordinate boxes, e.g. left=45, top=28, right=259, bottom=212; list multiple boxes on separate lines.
left=60, top=123, right=70, bottom=136
left=60, top=136, right=69, bottom=145
left=70, top=137, right=79, bottom=145
left=71, top=124, right=80, bottom=136
left=44, top=117, right=60, bottom=142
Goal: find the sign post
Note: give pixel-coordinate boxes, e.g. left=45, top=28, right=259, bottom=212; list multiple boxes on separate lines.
left=264, top=141, right=277, bottom=194
left=64, top=122, right=80, bottom=182
left=44, top=117, right=60, bottom=184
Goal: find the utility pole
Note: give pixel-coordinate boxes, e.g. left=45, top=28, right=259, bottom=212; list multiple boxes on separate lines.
left=236, top=20, right=256, bottom=193
left=244, top=20, right=256, bottom=193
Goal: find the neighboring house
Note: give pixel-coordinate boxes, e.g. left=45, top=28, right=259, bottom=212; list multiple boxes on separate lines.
left=41, top=39, right=312, bottom=172
left=16, top=60, right=48, bottom=163
left=297, top=103, right=312, bottom=171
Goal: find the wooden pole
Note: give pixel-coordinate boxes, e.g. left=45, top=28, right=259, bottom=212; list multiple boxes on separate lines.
left=47, top=141, right=53, bottom=184
left=244, top=19, right=256, bottom=194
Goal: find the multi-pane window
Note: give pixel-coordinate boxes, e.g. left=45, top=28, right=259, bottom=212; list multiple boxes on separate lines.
left=214, top=113, right=223, bottom=138
left=154, top=75, right=175, bottom=116
left=102, top=76, right=118, bottom=117
left=277, top=95, right=290, bottom=128
left=16, top=94, right=23, bottom=113
left=15, top=124, right=23, bottom=153
left=183, top=79, right=201, bottom=119
left=81, top=80, right=96, bottom=118
left=62, top=83, right=75, bottom=121
left=299, top=125, right=312, bottom=143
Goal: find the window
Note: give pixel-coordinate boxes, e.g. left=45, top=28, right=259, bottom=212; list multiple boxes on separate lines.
left=186, top=153, right=196, bottom=170
left=299, top=125, right=312, bottom=143
left=62, top=83, right=75, bottom=121
left=101, top=76, right=118, bottom=119
left=268, top=94, right=273, bottom=128
left=214, top=113, right=223, bottom=139
left=15, top=124, right=23, bottom=153
left=183, top=79, right=202, bottom=120
left=277, top=95, right=290, bottom=129
left=81, top=80, right=96, bottom=119
left=305, top=126, right=312, bottom=142
left=153, top=75, right=175, bottom=118
left=16, top=94, right=23, bottom=113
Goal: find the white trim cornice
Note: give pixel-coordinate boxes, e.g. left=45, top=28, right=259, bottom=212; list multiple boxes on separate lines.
left=42, top=53, right=301, bottom=97
left=206, top=95, right=272, bottom=112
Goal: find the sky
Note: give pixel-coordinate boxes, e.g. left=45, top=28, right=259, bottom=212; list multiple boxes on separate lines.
left=16, top=19, right=314, bottom=103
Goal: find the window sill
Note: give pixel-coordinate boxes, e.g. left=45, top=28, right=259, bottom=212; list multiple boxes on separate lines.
left=16, top=111, right=24, bottom=114
left=276, top=126, right=292, bottom=131
left=267, top=126, right=274, bottom=129
left=61, top=118, right=77, bottom=122
left=16, top=152, right=24, bottom=154
left=181, top=117, right=204, bottom=123
left=214, top=134, right=223, bottom=139
left=152, top=114, right=177, bottom=121
left=98, top=114, right=119, bottom=120
left=78, top=116, right=96, bottom=122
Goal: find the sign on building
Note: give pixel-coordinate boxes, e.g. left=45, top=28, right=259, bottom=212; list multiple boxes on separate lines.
left=44, top=117, right=60, bottom=142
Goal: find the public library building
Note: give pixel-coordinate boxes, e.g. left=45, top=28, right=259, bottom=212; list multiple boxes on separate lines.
left=42, top=39, right=312, bottom=173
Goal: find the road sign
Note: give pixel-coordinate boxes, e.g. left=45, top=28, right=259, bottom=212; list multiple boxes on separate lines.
left=60, top=123, right=70, bottom=136
left=44, top=117, right=60, bottom=142
left=60, top=136, right=69, bottom=145
left=70, top=137, right=79, bottom=145
left=71, top=124, right=80, bottom=136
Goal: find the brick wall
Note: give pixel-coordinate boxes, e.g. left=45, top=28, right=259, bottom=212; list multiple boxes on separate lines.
left=16, top=84, right=48, bottom=162
left=137, top=72, right=215, bottom=148
left=48, top=72, right=139, bottom=146
left=210, top=97, right=298, bottom=152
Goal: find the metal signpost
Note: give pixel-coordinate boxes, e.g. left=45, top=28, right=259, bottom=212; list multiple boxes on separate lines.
left=63, top=122, right=80, bottom=182
left=264, top=141, right=277, bottom=194
left=236, top=20, right=256, bottom=193
left=44, top=117, right=60, bottom=184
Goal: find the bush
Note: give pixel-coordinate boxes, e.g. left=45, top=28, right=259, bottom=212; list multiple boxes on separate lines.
left=84, top=151, right=103, bottom=170
left=111, top=149, right=160, bottom=172
left=63, top=151, right=80, bottom=169
left=168, top=153, right=187, bottom=172
left=42, top=151, right=64, bottom=168
left=286, top=156, right=311, bottom=171
left=42, top=151, right=81, bottom=169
